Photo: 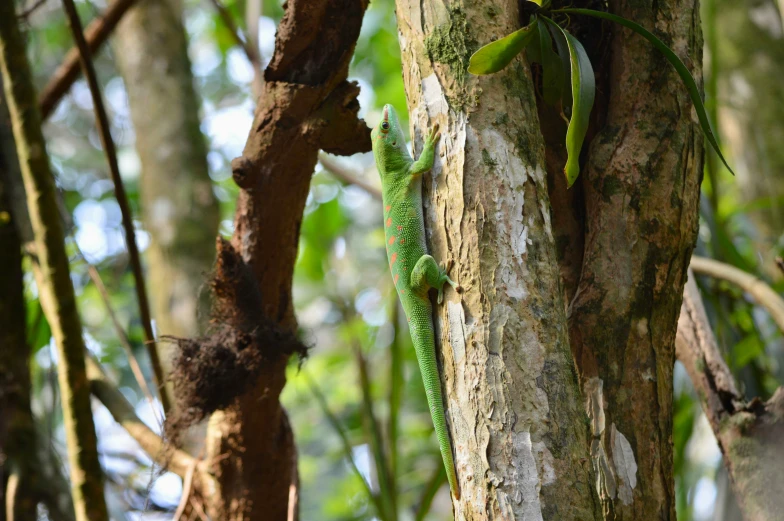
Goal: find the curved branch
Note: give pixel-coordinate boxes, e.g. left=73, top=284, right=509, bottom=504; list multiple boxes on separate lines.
left=690, top=255, right=784, bottom=334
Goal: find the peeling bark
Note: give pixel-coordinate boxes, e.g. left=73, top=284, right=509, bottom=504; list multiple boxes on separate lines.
left=395, top=1, right=599, bottom=519
left=566, top=0, right=704, bottom=518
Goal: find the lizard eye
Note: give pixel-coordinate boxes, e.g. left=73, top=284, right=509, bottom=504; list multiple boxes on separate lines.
left=381, top=121, right=390, bottom=132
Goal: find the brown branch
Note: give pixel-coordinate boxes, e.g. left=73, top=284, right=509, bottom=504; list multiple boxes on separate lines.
left=318, top=152, right=381, bottom=200
left=60, top=0, right=170, bottom=412
left=690, top=255, right=784, bottom=334
left=38, top=0, right=138, bottom=120
left=0, top=6, right=109, bottom=520
left=16, top=0, right=49, bottom=19
left=85, top=356, right=198, bottom=478
left=677, top=272, right=784, bottom=521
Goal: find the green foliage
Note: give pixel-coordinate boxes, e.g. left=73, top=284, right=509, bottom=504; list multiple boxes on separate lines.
left=542, top=17, right=594, bottom=187
left=468, top=4, right=735, bottom=185
left=467, top=18, right=539, bottom=75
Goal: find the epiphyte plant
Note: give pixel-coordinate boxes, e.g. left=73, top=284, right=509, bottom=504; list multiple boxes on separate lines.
left=468, top=0, right=733, bottom=187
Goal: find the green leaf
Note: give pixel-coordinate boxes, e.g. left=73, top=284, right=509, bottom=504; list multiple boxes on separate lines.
left=468, top=18, right=539, bottom=75
left=535, top=20, right=564, bottom=106
left=557, top=8, right=735, bottom=175
left=543, top=18, right=595, bottom=187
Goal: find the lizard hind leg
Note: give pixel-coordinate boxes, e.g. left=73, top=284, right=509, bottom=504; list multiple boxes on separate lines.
left=411, top=255, right=460, bottom=304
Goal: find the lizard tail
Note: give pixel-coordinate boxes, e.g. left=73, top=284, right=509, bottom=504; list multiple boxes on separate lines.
left=412, top=322, right=460, bottom=500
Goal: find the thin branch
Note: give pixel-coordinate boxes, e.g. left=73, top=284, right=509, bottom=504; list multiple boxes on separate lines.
left=73, top=243, right=160, bottom=422
left=690, top=255, right=784, bottom=335
left=85, top=356, right=197, bottom=478
left=60, top=0, right=171, bottom=413
left=0, top=6, right=109, bottom=520
left=38, top=0, right=138, bottom=120
left=318, top=152, right=382, bottom=200
left=206, top=0, right=263, bottom=97
left=172, top=457, right=198, bottom=520
left=16, top=0, right=48, bottom=19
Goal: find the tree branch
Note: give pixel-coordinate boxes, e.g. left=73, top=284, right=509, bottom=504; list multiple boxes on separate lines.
left=677, top=271, right=784, bottom=521
left=0, top=6, right=109, bottom=520
left=60, top=0, right=170, bottom=412
left=38, top=0, right=138, bottom=120
left=690, top=255, right=784, bottom=334
left=84, top=356, right=198, bottom=478
left=207, top=0, right=263, bottom=97
left=318, top=152, right=381, bottom=200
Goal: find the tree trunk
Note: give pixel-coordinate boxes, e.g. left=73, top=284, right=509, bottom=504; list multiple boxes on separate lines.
left=0, top=8, right=109, bottom=521
left=395, top=1, right=598, bottom=519
left=200, top=1, right=372, bottom=519
left=567, top=0, right=704, bottom=518
left=113, top=0, right=219, bottom=341
left=395, top=0, right=703, bottom=518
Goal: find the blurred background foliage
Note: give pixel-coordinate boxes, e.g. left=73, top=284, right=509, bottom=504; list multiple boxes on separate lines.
left=12, top=0, right=784, bottom=518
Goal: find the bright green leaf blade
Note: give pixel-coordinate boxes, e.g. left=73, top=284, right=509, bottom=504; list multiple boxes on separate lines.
left=537, top=20, right=564, bottom=106
left=543, top=17, right=595, bottom=187
left=558, top=8, right=735, bottom=175
left=468, top=18, right=539, bottom=75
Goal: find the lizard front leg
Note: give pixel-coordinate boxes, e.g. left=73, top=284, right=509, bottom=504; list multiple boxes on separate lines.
left=410, top=254, right=461, bottom=304
left=409, top=123, right=440, bottom=177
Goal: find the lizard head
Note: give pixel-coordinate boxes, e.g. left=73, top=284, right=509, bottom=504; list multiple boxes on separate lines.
left=371, top=104, right=409, bottom=170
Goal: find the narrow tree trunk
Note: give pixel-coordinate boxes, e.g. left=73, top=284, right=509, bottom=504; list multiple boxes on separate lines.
left=202, top=1, right=372, bottom=519
left=395, top=1, right=599, bottom=519
left=0, top=8, right=109, bottom=521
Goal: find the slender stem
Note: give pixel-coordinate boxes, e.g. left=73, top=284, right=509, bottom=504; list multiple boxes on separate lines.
left=74, top=242, right=160, bottom=421
left=318, top=152, right=382, bottom=200
left=690, top=255, right=784, bottom=334
left=60, top=0, right=171, bottom=413
left=207, top=0, right=263, bottom=97
left=0, top=6, right=109, bottom=520
left=38, top=0, right=138, bottom=120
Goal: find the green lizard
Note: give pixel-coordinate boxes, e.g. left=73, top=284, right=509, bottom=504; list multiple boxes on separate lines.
left=371, top=104, right=461, bottom=499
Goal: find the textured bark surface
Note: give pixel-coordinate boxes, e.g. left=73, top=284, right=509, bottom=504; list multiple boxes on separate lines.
left=202, top=1, right=372, bottom=520
left=677, top=275, right=784, bottom=521
left=395, top=1, right=599, bottom=519
left=567, top=0, right=704, bottom=518
left=0, top=7, right=109, bottom=521
left=113, top=0, right=219, bottom=426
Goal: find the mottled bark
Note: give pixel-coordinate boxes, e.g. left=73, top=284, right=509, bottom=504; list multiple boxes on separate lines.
left=113, top=0, right=220, bottom=427
left=395, top=1, right=598, bottom=519
left=567, top=0, right=704, bottom=518
left=677, top=274, right=784, bottom=521
left=203, top=1, right=372, bottom=520
left=0, top=7, right=109, bottom=521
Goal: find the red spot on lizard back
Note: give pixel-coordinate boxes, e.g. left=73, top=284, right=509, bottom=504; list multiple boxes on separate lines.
left=385, top=205, right=391, bottom=212
left=394, top=274, right=399, bottom=284
left=390, top=252, right=398, bottom=265
left=388, top=236, right=396, bottom=245
left=386, top=217, right=392, bottom=227
left=397, top=225, right=403, bottom=231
